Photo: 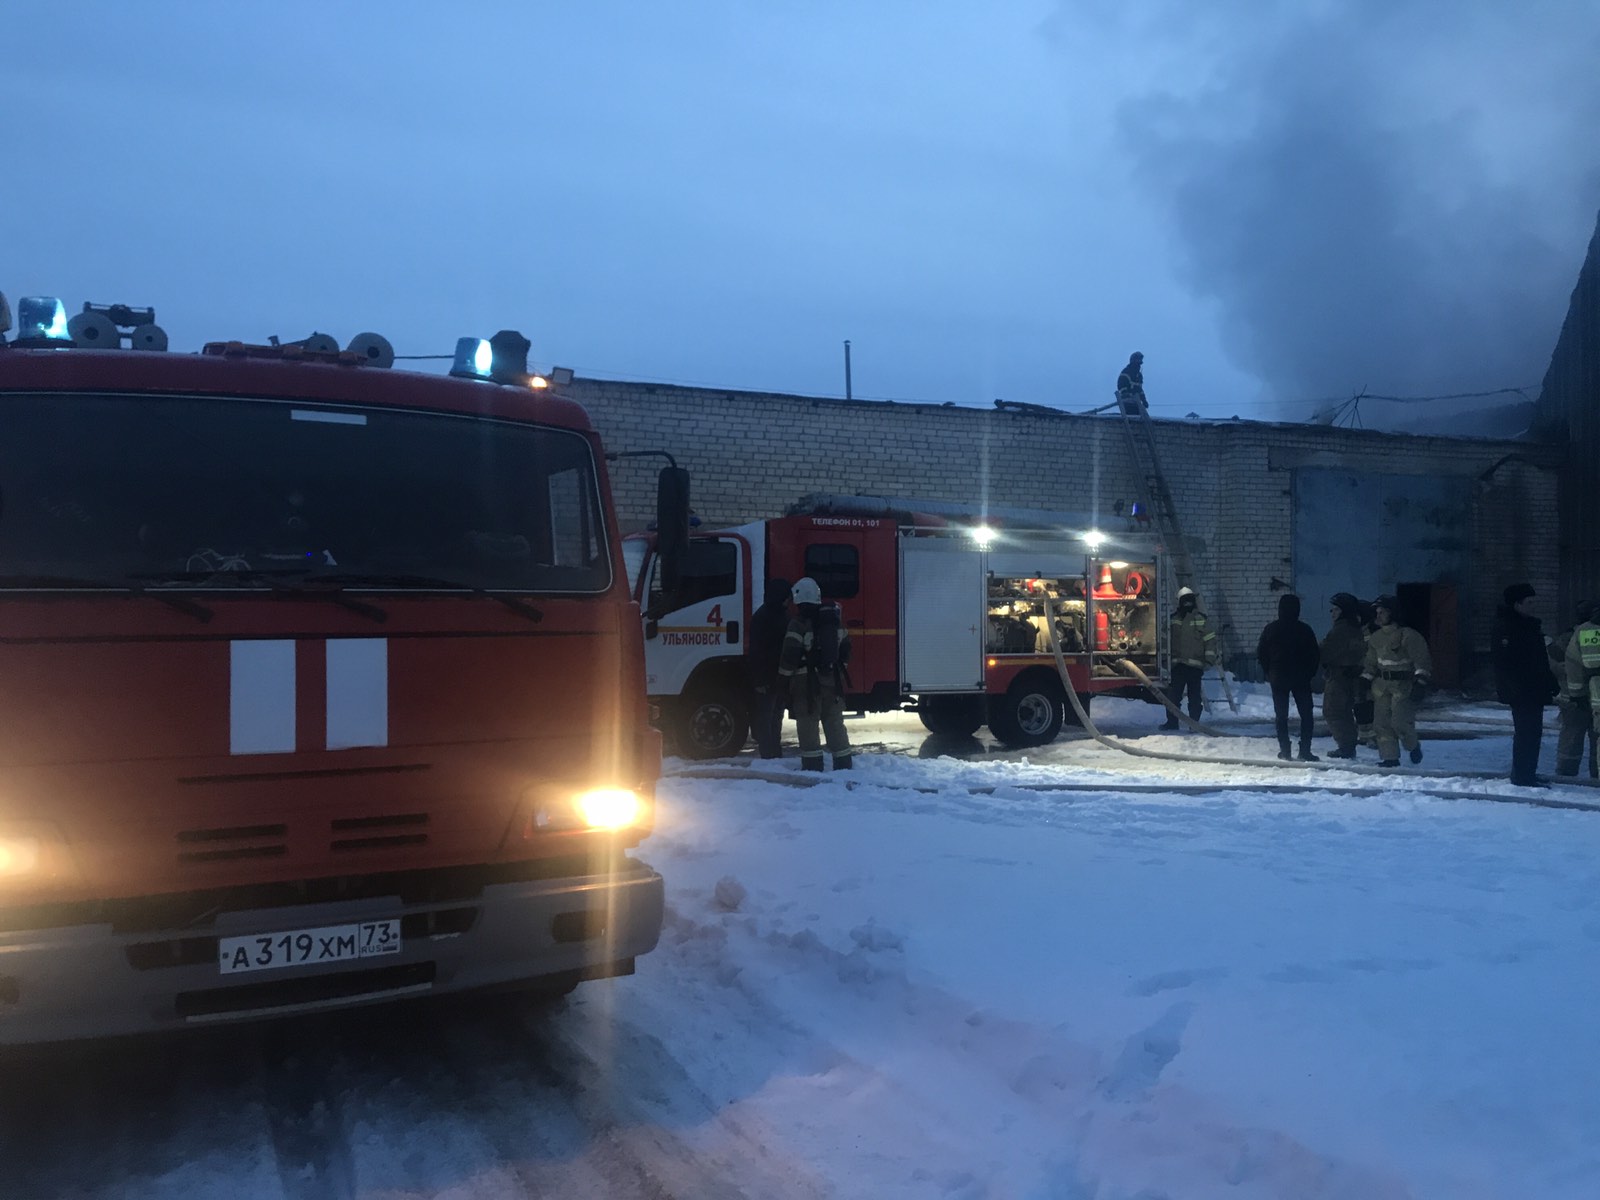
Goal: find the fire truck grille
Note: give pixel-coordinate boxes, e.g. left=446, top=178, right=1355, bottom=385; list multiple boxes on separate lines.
left=176, top=823, right=289, bottom=864
left=330, top=812, right=429, bottom=853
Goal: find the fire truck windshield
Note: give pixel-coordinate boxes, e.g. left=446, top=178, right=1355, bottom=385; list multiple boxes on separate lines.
left=0, top=391, right=611, bottom=594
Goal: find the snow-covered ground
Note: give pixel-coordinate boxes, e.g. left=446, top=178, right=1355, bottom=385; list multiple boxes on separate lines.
left=3, top=695, right=1597, bottom=1199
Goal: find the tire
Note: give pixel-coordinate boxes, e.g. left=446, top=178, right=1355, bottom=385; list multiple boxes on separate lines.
left=988, top=682, right=1066, bottom=747
left=674, top=691, right=749, bottom=759
left=917, top=694, right=984, bottom=737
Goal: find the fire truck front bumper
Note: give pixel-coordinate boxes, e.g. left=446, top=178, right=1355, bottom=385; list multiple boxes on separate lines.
left=0, top=859, right=665, bottom=1045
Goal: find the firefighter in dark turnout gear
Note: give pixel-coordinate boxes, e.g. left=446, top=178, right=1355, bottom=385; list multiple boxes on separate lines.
left=1319, top=593, right=1367, bottom=758
left=1160, top=586, right=1216, bottom=729
left=1362, top=594, right=1431, bottom=767
left=1492, top=582, right=1559, bottom=787
left=778, top=577, right=854, bottom=770
left=1116, top=351, right=1147, bottom=416
left=747, top=577, right=793, bottom=759
left=1257, top=593, right=1320, bottom=760
left=1551, top=600, right=1598, bottom=777
left=1353, top=598, right=1379, bottom=747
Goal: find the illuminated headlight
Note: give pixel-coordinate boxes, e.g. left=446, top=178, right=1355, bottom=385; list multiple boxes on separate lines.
left=573, top=788, right=645, bottom=830
left=0, top=836, right=41, bottom=878
left=527, top=788, right=648, bottom=833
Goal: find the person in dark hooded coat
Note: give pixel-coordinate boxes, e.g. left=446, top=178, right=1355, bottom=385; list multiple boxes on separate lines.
left=1493, top=582, right=1559, bottom=787
left=1319, top=592, right=1367, bottom=758
left=1257, top=593, right=1322, bottom=760
left=747, top=577, right=792, bottom=758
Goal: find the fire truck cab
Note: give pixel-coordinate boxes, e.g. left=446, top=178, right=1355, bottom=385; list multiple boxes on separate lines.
left=625, top=495, right=1170, bottom=758
left=0, top=294, right=672, bottom=1044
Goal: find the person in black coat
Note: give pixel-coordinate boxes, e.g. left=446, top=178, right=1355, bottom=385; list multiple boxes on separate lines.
left=747, top=577, right=792, bottom=758
left=1493, top=582, right=1559, bottom=787
left=1115, top=352, right=1147, bottom=415
left=1257, top=593, right=1322, bottom=761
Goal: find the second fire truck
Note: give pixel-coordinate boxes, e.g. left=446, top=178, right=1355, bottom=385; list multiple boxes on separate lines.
left=625, top=495, right=1172, bottom=758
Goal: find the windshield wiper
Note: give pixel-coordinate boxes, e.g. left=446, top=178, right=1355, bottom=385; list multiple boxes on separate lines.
left=0, top=573, right=214, bottom=623
left=311, top=573, right=544, bottom=623
left=129, top=569, right=387, bottom=624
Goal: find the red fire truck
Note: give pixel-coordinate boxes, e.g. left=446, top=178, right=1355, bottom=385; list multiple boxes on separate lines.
left=624, top=495, right=1171, bottom=758
left=0, top=295, right=672, bottom=1043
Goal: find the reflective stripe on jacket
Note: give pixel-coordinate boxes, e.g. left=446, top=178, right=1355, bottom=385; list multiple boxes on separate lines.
left=1564, top=622, right=1600, bottom=695
left=1362, top=624, right=1432, bottom=680
left=1170, top=610, right=1217, bottom=667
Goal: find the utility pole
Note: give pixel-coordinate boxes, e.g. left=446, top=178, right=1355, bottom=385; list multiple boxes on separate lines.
left=844, top=340, right=852, bottom=401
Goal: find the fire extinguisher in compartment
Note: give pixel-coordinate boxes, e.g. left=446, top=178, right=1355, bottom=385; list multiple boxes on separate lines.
left=1094, top=608, right=1110, bottom=650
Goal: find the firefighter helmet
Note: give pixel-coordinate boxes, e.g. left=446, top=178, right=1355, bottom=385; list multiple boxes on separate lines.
left=792, top=577, right=822, bottom=606
left=1373, top=593, right=1398, bottom=613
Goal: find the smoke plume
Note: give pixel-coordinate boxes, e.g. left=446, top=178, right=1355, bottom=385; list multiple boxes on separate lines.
left=1104, top=0, right=1600, bottom=410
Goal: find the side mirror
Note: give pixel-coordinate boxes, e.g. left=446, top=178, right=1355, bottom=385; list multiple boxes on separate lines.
left=645, top=619, right=660, bottom=640
left=655, top=466, right=691, bottom=594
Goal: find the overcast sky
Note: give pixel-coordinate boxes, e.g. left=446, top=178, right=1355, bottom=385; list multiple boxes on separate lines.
left=7, top=2, right=1598, bottom=420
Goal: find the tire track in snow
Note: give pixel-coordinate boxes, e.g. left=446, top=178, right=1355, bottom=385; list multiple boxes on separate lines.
left=0, top=1028, right=281, bottom=1199
left=259, top=1017, right=358, bottom=1200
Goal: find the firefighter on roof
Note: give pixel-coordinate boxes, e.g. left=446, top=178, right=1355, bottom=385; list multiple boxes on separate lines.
left=778, top=577, right=854, bottom=771
left=1116, top=351, right=1147, bottom=416
left=1361, top=594, right=1432, bottom=768
left=1159, top=586, right=1216, bottom=729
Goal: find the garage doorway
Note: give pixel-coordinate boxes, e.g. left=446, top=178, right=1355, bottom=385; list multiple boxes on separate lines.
left=1396, top=582, right=1459, bottom=687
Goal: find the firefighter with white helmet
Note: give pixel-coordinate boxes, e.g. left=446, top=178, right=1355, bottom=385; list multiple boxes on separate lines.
left=1159, top=585, right=1216, bottom=729
left=778, top=576, right=854, bottom=770
left=1361, top=593, right=1432, bottom=767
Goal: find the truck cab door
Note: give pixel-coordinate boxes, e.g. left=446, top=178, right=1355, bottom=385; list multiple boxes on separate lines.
left=794, top=527, right=886, bottom=704
left=640, top=536, right=747, bottom=701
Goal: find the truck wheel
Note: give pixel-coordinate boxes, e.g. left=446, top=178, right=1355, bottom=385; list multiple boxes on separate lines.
left=988, top=683, right=1065, bottom=747
left=674, top=692, right=749, bottom=759
left=918, top=695, right=984, bottom=737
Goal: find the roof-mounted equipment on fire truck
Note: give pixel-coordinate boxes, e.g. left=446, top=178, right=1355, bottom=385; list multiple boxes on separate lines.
left=7, top=296, right=72, bottom=346
left=201, top=330, right=396, bottom=368
left=450, top=329, right=548, bottom=388
left=67, top=302, right=169, bottom=352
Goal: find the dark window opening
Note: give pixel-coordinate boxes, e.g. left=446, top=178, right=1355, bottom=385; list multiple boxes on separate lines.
left=804, top=543, right=859, bottom=599
left=649, top=539, right=737, bottom=613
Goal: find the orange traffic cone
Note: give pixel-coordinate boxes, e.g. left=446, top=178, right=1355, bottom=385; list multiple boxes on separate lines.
left=1092, top=563, right=1118, bottom=599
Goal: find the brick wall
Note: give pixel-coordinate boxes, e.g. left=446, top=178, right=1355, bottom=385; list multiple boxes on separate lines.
left=568, top=378, right=1560, bottom=684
